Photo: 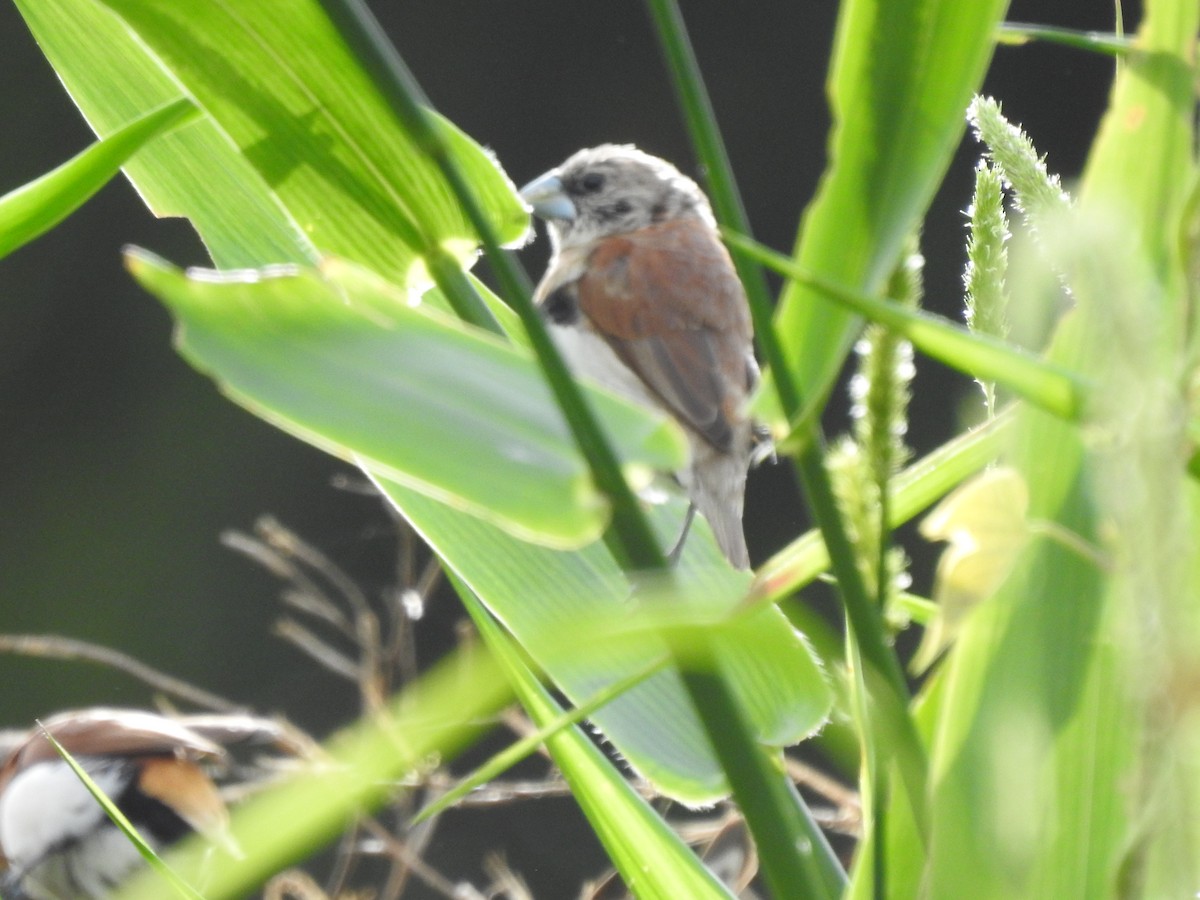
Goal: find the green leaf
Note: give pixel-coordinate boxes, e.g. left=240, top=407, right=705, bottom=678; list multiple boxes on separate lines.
left=1079, top=0, right=1196, bottom=295
left=371, top=474, right=833, bottom=803
left=126, top=250, right=686, bottom=547
left=996, top=22, right=1134, bottom=57
left=926, top=0, right=1200, bottom=886
left=0, top=98, right=198, bottom=259
left=773, top=0, right=1008, bottom=402
left=96, top=0, right=526, bottom=282
left=17, top=0, right=528, bottom=278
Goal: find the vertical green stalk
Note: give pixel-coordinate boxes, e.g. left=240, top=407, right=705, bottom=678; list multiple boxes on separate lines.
left=317, top=0, right=665, bottom=570
left=644, top=0, right=911, bottom=697
left=675, top=629, right=845, bottom=899
left=646, top=0, right=926, bottom=834
left=643, top=0, right=795, bottom=417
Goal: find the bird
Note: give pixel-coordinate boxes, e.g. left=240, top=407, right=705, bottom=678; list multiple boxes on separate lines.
left=0, top=708, right=284, bottom=900
left=520, top=144, right=758, bottom=569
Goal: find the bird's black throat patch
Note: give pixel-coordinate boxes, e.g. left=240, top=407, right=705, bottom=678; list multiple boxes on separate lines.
left=541, top=285, right=580, bottom=325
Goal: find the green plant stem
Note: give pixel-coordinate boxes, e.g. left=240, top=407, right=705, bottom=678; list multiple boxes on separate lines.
left=317, top=0, right=665, bottom=570
left=453, top=575, right=736, bottom=900
left=643, top=0, right=796, bottom=417
left=997, top=22, right=1133, bottom=56
left=675, top=629, right=845, bottom=899
left=310, top=0, right=500, bottom=334
left=795, top=438, right=911, bottom=698
left=644, top=0, right=909, bottom=703
left=646, top=0, right=926, bottom=839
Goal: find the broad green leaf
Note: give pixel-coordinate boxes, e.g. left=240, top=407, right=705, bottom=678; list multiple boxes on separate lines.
left=97, top=0, right=526, bottom=284
left=0, top=98, right=198, bottom=259
left=18, top=0, right=527, bottom=279
left=126, top=250, right=686, bottom=547
left=371, top=473, right=832, bottom=803
left=1080, top=0, right=1196, bottom=295
left=459, top=585, right=736, bottom=900
left=774, top=0, right=1009, bottom=401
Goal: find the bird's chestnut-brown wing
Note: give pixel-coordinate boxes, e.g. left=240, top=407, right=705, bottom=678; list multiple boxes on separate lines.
left=574, top=217, right=752, bottom=451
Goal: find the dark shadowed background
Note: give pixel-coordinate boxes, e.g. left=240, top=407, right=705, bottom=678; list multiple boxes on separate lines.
left=0, top=1, right=1121, bottom=894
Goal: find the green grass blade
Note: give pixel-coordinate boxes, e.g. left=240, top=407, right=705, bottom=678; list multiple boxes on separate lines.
left=15, top=0, right=317, bottom=267
left=20, top=0, right=527, bottom=278
left=728, top=232, right=1086, bottom=421
left=997, top=23, right=1133, bottom=56
left=0, top=98, right=198, bottom=259
left=411, top=654, right=670, bottom=825
left=42, top=729, right=204, bottom=900
left=313, top=0, right=512, bottom=334
left=773, top=0, right=1008, bottom=402
left=93, top=0, right=528, bottom=282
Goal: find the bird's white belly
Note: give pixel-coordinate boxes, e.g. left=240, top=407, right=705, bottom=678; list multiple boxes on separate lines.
left=0, top=759, right=144, bottom=899
left=548, top=323, right=662, bottom=413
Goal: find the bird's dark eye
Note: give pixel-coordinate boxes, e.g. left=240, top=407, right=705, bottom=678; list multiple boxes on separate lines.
left=579, top=172, right=606, bottom=193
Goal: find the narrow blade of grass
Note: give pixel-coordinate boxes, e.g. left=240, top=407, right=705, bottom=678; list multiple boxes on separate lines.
left=42, top=728, right=205, bottom=900
left=411, top=655, right=670, bottom=825
left=727, top=232, right=1085, bottom=421
left=0, top=98, right=198, bottom=259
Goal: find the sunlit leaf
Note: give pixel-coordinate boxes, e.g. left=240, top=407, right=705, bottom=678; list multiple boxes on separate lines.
left=126, top=250, right=686, bottom=547
left=773, top=0, right=1008, bottom=402
left=17, top=0, right=528, bottom=278
left=372, top=472, right=833, bottom=803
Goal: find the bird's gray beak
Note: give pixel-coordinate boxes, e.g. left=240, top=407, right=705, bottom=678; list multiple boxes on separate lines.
left=519, top=172, right=577, bottom=222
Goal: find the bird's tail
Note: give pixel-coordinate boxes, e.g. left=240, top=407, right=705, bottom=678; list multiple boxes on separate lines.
left=689, top=449, right=750, bottom=570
